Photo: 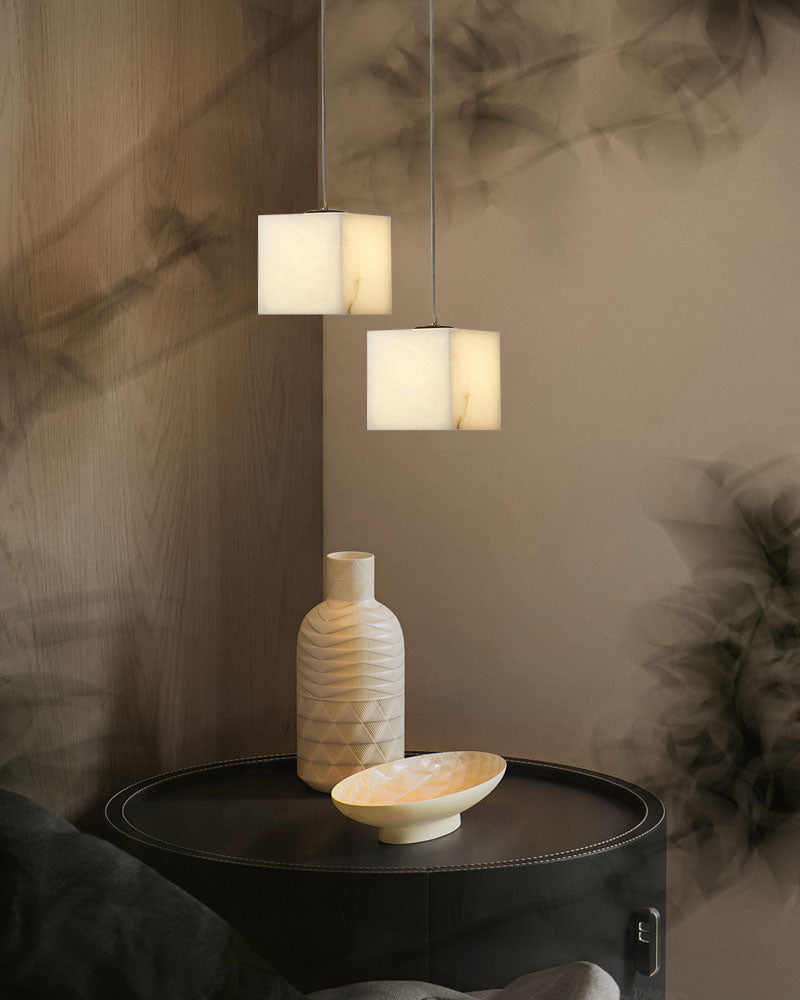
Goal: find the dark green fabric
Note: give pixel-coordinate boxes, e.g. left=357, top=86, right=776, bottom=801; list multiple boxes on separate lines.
left=0, top=790, right=619, bottom=1000
left=0, top=789, right=303, bottom=1000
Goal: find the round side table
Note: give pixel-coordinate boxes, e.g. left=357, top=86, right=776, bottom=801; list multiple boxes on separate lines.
left=106, top=753, right=666, bottom=995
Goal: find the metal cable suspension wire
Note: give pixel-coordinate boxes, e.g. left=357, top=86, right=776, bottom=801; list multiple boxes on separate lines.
left=429, top=0, right=438, bottom=325
left=321, top=0, right=328, bottom=210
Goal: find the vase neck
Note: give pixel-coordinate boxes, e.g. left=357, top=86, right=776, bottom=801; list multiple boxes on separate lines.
left=325, top=551, right=376, bottom=603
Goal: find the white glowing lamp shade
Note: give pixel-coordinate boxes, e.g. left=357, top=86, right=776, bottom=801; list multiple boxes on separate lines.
left=367, top=327, right=501, bottom=430
left=258, top=212, right=391, bottom=315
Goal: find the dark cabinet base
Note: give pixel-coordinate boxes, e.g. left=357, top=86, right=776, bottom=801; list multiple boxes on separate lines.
left=106, top=755, right=666, bottom=996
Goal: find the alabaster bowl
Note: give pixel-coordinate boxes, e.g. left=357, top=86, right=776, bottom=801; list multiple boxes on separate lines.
left=331, top=750, right=506, bottom=844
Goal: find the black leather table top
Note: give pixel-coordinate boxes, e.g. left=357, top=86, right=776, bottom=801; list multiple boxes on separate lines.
left=106, top=754, right=664, bottom=873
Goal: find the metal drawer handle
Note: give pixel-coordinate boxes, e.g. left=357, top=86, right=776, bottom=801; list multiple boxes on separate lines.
left=632, top=906, right=661, bottom=977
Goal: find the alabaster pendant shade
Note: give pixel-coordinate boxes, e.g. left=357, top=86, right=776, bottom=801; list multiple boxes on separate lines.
left=258, top=212, right=391, bottom=315
left=367, top=327, right=501, bottom=430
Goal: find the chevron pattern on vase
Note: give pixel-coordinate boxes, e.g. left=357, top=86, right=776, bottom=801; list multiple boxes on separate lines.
left=296, top=552, right=405, bottom=792
left=296, top=715, right=404, bottom=745
left=297, top=734, right=405, bottom=765
left=297, top=694, right=404, bottom=724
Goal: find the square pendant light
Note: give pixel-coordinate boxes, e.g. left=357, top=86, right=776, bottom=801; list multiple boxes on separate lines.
left=258, top=211, right=391, bottom=315
left=367, top=327, right=501, bottom=430
left=363, top=2, right=502, bottom=431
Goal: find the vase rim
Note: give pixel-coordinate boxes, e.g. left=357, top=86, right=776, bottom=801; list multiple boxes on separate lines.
left=327, top=551, right=374, bottom=562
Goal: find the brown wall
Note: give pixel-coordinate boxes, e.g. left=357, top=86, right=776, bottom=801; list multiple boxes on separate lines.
left=0, top=0, right=322, bottom=825
left=323, top=4, right=800, bottom=999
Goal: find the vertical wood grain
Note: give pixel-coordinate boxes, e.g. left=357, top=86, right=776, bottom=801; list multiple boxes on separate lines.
left=0, top=0, right=322, bottom=823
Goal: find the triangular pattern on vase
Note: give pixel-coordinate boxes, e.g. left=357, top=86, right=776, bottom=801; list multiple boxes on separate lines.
left=297, top=695, right=404, bottom=724
left=297, top=716, right=404, bottom=745
left=297, top=736, right=405, bottom=766
left=296, top=551, right=405, bottom=792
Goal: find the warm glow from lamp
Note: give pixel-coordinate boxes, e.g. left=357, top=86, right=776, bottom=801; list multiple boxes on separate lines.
left=258, top=212, right=391, bottom=315
left=367, top=327, right=501, bottom=430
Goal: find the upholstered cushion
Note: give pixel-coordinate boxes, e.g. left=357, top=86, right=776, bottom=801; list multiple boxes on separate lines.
left=0, top=788, right=619, bottom=1000
left=309, top=964, right=619, bottom=1000
left=0, top=789, right=302, bottom=1000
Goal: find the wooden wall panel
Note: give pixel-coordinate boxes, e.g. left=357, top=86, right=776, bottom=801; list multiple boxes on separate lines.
left=0, top=0, right=322, bottom=825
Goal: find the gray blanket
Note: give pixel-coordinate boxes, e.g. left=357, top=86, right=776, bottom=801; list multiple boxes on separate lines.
left=310, top=967, right=619, bottom=1000
left=0, top=789, right=617, bottom=1000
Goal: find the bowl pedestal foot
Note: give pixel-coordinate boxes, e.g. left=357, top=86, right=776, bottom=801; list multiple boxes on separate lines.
left=378, top=813, right=461, bottom=844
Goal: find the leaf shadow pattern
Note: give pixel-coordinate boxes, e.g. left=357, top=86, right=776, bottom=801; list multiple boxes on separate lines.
left=0, top=541, right=163, bottom=821
left=0, top=1, right=315, bottom=818
left=0, top=2, right=313, bottom=486
left=613, top=455, right=800, bottom=917
left=327, top=0, right=800, bottom=217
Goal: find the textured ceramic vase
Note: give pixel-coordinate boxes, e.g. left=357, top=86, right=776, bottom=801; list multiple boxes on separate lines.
left=297, top=551, right=404, bottom=792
